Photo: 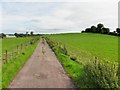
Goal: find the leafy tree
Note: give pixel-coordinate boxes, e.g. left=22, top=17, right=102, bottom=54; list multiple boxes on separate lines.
left=81, top=30, right=85, bottom=33
left=97, top=23, right=104, bottom=29
left=14, top=33, right=19, bottom=37
left=14, top=33, right=26, bottom=37
left=0, top=33, right=6, bottom=38
left=26, top=32, right=29, bottom=36
left=108, top=32, right=117, bottom=36
left=85, top=28, right=91, bottom=33
left=91, top=26, right=97, bottom=33
left=113, top=31, right=116, bottom=33
left=30, top=31, right=34, bottom=36
left=101, top=28, right=110, bottom=34
left=83, top=23, right=119, bottom=36
left=20, top=34, right=26, bottom=37
left=97, top=23, right=104, bottom=33
left=116, top=28, right=120, bottom=35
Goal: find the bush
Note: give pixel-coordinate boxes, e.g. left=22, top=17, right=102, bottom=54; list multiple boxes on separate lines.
left=70, top=55, right=77, bottom=61
left=81, top=31, right=85, bottom=33
left=46, top=37, right=68, bottom=55
left=83, top=58, right=119, bottom=88
left=58, top=45, right=68, bottom=55
left=108, top=32, right=117, bottom=36
left=101, top=28, right=110, bottom=34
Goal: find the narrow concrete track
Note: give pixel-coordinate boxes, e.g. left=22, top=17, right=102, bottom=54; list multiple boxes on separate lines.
left=9, top=38, right=75, bottom=88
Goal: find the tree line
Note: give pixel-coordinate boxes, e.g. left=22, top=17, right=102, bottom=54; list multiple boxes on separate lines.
left=14, top=32, right=37, bottom=37
left=0, top=33, right=6, bottom=38
left=0, top=32, right=41, bottom=38
left=82, top=23, right=120, bottom=36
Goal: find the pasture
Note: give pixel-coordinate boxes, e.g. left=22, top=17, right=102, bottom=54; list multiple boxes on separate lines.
left=45, top=33, right=119, bottom=88
left=2, top=37, right=32, bottom=52
left=47, top=33, right=118, bottom=62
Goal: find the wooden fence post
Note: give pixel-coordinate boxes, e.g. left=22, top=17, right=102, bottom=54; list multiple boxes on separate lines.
left=5, top=50, right=7, bottom=63
left=26, top=43, right=27, bottom=47
left=21, top=44, right=22, bottom=52
left=17, top=45, right=18, bottom=55
left=11, top=51, right=12, bottom=60
left=12, top=49, right=14, bottom=60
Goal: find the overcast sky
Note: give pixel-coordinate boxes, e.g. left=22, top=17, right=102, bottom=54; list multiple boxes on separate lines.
left=0, top=0, right=119, bottom=34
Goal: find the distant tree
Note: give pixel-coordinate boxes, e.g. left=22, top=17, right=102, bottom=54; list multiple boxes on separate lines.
left=97, top=23, right=104, bottom=29
left=83, top=23, right=119, bottom=36
left=14, top=33, right=19, bottom=37
left=81, top=30, right=85, bottom=33
left=26, top=32, right=28, bottom=36
left=85, top=28, right=91, bottom=33
left=30, top=31, right=34, bottom=36
left=19, top=33, right=26, bottom=37
left=113, top=31, right=116, bottom=33
left=14, top=33, right=27, bottom=37
left=36, top=34, right=40, bottom=36
left=0, top=33, right=6, bottom=38
left=26, top=32, right=28, bottom=34
left=91, top=26, right=97, bottom=33
left=101, top=28, right=110, bottom=34
left=97, top=23, right=104, bottom=33
left=116, top=28, right=120, bottom=36
left=108, top=32, right=117, bottom=36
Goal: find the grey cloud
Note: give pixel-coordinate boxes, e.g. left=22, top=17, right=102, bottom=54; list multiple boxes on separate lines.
left=1, top=1, right=118, bottom=34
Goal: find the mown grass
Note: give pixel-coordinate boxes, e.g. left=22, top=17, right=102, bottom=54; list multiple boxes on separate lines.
left=46, top=33, right=118, bottom=62
left=2, top=38, right=40, bottom=88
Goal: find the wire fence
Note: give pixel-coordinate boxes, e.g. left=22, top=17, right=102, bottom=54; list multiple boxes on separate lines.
left=2, top=36, right=40, bottom=64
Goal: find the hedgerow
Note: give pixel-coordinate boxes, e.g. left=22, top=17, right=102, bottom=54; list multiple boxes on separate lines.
left=82, top=58, right=119, bottom=88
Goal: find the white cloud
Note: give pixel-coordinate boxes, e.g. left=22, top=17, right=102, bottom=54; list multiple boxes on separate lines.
left=1, top=0, right=119, bottom=2
left=56, top=2, right=118, bottom=31
left=39, top=16, right=75, bottom=29
left=0, top=3, right=2, bottom=32
left=53, top=9, right=73, bottom=18
left=1, top=1, right=118, bottom=34
left=2, top=15, right=29, bottom=25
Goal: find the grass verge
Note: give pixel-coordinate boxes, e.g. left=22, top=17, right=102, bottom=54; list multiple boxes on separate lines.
left=2, top=39, right=40, bottom=88
left=56, top=52, right=84, bottom=88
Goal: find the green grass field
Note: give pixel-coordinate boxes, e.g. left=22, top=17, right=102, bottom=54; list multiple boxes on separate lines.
left=47, top=33, right=118, bottom=62
left=2, top=37, right=32, bottom=52
left=45, top=33, right=119, bottom=88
